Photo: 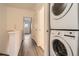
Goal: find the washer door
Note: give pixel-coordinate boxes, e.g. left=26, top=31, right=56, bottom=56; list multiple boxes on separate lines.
left=50, top=36, right=73, bottom=56
left=50, top=3, right=72, bottom=20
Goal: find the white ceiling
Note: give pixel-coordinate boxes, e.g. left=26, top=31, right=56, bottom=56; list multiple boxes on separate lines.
left=5, top=3, right=44, bottom=10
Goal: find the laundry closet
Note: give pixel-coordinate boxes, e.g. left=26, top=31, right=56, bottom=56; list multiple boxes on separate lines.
left=0, top=3, right=49, bottom=56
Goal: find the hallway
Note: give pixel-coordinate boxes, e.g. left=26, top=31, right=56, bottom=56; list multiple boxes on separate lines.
left=18, top=39, right=44, bottom=56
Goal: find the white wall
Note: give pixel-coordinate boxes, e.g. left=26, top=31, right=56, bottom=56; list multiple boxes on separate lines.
left=6, top=7, right=35, bottom=31
left=32, top=4, right=49, bottom=56
left=32, top=5, right=45, bottom=50
left=37, top=6, right=44, bottom=50
left=0, top=4, right=9, bottom=54
left=31, top=11, right=38, bottom=42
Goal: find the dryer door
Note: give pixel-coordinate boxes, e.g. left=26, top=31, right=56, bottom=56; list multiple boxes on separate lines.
left=50, top=36, right=73, bottom=56
left=50, top=3, right=72, bottom=20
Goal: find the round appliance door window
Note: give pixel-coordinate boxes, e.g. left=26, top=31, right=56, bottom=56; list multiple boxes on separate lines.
left=52, top=3, right=67, bottom=16
left=50, top=3, right=73, bottom=20
left=50, top=36, right=73, bottom=56
left=53, top=39, right=67, bottom=56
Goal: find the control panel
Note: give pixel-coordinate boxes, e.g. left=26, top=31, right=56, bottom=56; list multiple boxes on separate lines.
left=51, top=30, right=75, bottom=38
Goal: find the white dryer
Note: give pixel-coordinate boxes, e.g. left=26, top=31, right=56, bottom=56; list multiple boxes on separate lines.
left=50, top=3, right=79, bottom=30
left=50, top=30, right=79, bottom=56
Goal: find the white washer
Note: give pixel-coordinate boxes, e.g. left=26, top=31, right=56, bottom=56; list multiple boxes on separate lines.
left=50, top=3, right=79, bottom=30
left=50, top=30, right=79, bottom=56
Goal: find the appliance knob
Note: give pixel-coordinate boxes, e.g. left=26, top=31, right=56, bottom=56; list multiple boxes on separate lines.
left=69, top=32, right=72, bottom=34
left=58, top=32, right=60, bottom=35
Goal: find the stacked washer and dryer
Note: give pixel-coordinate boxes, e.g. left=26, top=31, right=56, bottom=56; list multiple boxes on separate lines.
left=50, top=3, right=79, bottom=56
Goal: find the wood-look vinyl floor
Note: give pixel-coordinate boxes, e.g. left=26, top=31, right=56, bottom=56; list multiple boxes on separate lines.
left=18, top=39, right=44, bottom=56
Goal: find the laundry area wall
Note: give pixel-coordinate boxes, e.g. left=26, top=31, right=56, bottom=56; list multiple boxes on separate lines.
left=0, top=4, right=9, bottom=54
